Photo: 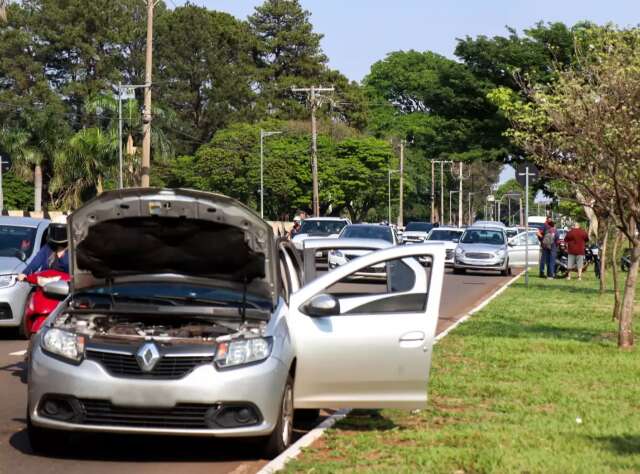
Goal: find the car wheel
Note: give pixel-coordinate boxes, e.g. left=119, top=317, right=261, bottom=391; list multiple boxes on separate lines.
left=19, top=292, right=35, bottom=340
left=27, top=410, right=69, bottom=456
left=295, top=409, right=320, bottom=423
left=262, top=375, right=294, bottom=458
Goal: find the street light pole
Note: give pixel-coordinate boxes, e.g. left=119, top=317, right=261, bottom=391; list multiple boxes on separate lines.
left=116, top=83, right=147, bottom=189
left=259, top=129, right=282, bottom=219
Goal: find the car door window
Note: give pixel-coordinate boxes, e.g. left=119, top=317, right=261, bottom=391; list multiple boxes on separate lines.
left=528, top=233, right=540, bottom=246
left=322, top=256, right=430, bottom=315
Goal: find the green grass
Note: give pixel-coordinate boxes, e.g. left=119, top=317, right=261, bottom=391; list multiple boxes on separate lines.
left=285, top=274, right=640, bottom=473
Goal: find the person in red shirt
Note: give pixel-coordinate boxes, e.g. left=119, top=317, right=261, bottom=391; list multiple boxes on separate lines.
left=564, top=222, right=589, bottom=280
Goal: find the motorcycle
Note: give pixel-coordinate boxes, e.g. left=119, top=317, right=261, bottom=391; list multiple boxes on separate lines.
left=22, top=269, right=70, bottom=337
left=555, top=243, right=600, bottom=279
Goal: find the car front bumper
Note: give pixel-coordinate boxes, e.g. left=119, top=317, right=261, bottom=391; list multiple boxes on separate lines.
left=454, top=255, right=507, bottom=271
left=0, top=283, right=31, bottom=328
left=28, top=343, right=288, bottom=437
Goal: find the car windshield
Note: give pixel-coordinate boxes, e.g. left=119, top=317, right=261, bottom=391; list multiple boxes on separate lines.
left=461, top=229, right=505, bottom=245
left=341, top=225, right=393, bottom=243
left=428, top=229, right=463, bottom=241
left=299, top=220, right=346, bottom=235
left=405, top=222, right=433, bottom=232
left=0, top=225, right=38, bottom=260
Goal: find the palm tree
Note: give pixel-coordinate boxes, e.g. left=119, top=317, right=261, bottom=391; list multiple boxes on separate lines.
left=85, top=93, right=174, bottom=184
left=0, top=127, right=45, bottom=212
left=51, top=128, right=117, bottom=209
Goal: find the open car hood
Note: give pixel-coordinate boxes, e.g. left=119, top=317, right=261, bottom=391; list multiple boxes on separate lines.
left=67, top=188, right=277, bottom=307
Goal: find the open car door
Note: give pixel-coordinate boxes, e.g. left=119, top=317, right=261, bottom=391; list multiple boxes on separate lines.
left=288, top=243, right=445, bottom=410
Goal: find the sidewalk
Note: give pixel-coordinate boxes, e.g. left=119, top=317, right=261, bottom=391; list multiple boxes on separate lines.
left=284, top=274, right=640, bottom=473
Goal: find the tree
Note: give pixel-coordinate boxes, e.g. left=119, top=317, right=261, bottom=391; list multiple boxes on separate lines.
left=155, top=5, right=257, bottom=154
left=51, top=127, right=117, bottom=208
left=490, top=26, right=640, bottom=348
left=455, top=22, right=578, bottom=89
left=322, top=137, right=393, bottom=222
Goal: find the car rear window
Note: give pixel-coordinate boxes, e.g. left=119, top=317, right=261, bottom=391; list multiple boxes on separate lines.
left=460, top=229, right=505, bottom=245
left=341, top=226, right=393, bottom=243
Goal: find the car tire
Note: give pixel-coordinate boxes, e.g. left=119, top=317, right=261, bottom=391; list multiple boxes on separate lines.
left=262, top=375, right=294, bottom=458
left=27, top=410, right=69, bottom=456
left=295, top=409, right=320, bottom=423
left=19, top=291, right=35, bottom=340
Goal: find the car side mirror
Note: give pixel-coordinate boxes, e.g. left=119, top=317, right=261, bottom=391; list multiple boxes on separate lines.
left=15, top=250, right=27, bottom=261
left=43, top=280, right=69, bottom=299
left=303, top=293, right=340, bottom=317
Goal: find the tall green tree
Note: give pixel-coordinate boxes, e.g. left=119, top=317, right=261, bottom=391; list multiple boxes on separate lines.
left=155, top=5, right=257, bottom=154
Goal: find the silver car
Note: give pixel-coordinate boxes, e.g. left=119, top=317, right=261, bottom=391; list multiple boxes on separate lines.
left=0, top=217, right=50, bottom=335
left=27, top=188, right=445, bottom=457
left=507, top=230, right=541, bottom=267
left=453, top=225, right=511, bottom=275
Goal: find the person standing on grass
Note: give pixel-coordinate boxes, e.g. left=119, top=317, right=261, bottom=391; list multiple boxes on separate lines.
left=540, top=219, right=560, bottom=279
left=537, top=216, right=553, bottom=277
left=565, top=222, right=589, bottom=280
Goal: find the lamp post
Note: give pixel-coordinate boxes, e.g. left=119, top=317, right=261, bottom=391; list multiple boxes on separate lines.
left=116, top=83, right=148, bottom=189
left=259, top=129, right=282, bottom=219
left=467, top=192, right=476, bottom=225
left=388, top=169, right=399, bottom=223
left=449, top=190, right=459, bottom=226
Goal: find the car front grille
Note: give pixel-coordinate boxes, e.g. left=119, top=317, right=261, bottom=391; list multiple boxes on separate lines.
left=79, top=399, right=211, bottom=429
left=465, top=252, right=493, bottom=259
left=86, top=350, right=214, bottom=379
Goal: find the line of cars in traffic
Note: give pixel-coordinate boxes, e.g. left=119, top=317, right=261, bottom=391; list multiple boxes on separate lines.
left=290, top=216, right=543, bottom=277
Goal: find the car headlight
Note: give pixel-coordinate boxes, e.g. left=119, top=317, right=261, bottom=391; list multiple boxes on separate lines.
left=41, top=328, right=85, bottom=363
left=215, top=337, right=272, bottom=368
left=330, top=250, right=344, bottom=258
left=0, top=274, right=17, bottom=288
left=496, top=249, right=506, bottom=258
left=455, top=247, right=464, bottom=255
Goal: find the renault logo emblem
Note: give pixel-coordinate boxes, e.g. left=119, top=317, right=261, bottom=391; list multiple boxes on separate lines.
left=136, top=343, right=160, bottom=372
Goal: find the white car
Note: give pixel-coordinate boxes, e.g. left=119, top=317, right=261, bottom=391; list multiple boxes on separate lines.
left=425, top=227, right=464, bottom=265
left=328, top=224, right=399, bottom=274
left=402, top=221, right=434, bottom=244
left=290, top=217, right=351, bottom=252
left=507, top=230, right=541, bottom=267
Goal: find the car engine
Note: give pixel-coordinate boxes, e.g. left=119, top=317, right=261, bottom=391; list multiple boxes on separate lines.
left=51, top=311, right=265, bottom=345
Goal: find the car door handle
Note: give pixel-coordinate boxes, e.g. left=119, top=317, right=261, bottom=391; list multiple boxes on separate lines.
left=399, top=331, right=426, bottom=348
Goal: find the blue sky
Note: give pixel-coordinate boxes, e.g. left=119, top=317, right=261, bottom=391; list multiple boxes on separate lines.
left=174, top=0, right=636, bottom=188
left=176, top=0, right=638, bottom=82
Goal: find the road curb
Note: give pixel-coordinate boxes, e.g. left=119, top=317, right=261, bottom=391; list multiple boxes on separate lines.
left=257, top=270, right=525, bottom=473
left=257, top=409, right=350, bottom=474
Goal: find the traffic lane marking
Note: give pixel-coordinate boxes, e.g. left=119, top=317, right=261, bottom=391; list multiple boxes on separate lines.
left=9, top=350, right=27, bottom=356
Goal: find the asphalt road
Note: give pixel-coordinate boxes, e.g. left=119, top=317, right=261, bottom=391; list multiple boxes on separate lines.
left=0, top=268, right=516, bottom=474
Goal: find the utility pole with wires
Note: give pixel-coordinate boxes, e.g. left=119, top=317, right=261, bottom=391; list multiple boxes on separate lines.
left=291, top=85, right=334, bottom=216
left=141, top=0, right=156, bottom=188
left=398, top=140, right=405, bottom=228
left=430, top=160, right=435, bottom=223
